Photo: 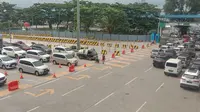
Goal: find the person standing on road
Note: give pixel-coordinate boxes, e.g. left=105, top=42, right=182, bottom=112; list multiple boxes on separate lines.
left=102, top=54, right=105, bottom=64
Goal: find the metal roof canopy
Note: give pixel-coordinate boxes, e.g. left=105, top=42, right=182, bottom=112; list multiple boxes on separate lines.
left=160, top=15, right=200, bottom=19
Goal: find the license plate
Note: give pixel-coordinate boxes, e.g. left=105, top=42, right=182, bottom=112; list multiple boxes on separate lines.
left=187, top=81, right=192, bottom=83
left=169, top=70, right=173, bottom=72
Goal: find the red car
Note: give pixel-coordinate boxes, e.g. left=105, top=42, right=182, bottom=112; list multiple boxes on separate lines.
left=12, top=41, right=31, bottom=51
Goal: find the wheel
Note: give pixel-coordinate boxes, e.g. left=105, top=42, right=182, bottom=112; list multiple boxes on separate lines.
left=180, top=85, right=183, bottom=88
left=15, top=54, right=18, bottom=58
left=35, top=71, right=40, bottom=76
left=67, top=62, right=72, bottom=67
left=2, top=65, right=6, bottom=70
left=19, top=68, right=23, bottom=73
left=53, top=60, right=57, bottom=65
left=75, top=63, right=78, bottom=66
left=153, top=64, right=156, bottom=67
left=39, top=59, right=43, bottom=62
left=3, top=52, right=7, bottom=55
left=164, top=72, right=169, bottom=76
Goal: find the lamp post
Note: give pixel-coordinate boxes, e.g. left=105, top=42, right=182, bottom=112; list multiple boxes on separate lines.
left=77, top=0, right=80, bottom=50
left=3, top=9, right=11, bottom=43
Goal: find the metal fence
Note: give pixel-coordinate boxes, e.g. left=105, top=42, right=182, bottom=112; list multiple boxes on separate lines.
left=1, top=30, right=151, bottom=41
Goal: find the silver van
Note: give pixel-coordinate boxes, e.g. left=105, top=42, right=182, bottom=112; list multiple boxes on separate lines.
left=26, top=50, right=50, bottom=62
left=52, top=53, right=78, bottom=66
left=0, top=55, right=17, bottom=69
left=18, top=58, right=49, bottom=76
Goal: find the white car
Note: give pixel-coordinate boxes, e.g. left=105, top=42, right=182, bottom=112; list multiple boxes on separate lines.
left=2, top=46, right=26, bottom=58
left=53, top=46, right=75, bottom=56
left=180, top=69, right=200, bottom=90
left=166, top=43, right=174, bottom=48
left=0, top=73, right=7, bottom=85
left=173, top=47, right=182, bottom=55
left=151, top=48, right=160, bottom=58
left=160, top=45, right=169, bottom=51
left=26, top=50, right=50, bottom=62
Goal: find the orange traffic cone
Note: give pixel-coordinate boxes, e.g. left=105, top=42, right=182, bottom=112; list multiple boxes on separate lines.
left=84, top=64, right=87, bottom=67
left=20, top=73, right=24, bottom=79
left=4, top=70, right=8, bottom=76
left=52, top=73, right=57, bottom=78
left=59, top=63, right=62, bottom=68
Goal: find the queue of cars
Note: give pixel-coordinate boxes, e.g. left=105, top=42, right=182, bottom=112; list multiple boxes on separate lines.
left=0, top=41, right=99, bottom=86
left=151, top=38, right=200, bottom=90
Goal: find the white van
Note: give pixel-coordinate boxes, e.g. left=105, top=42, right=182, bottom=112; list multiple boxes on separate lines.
left=164, top=59, right=182, bottom=77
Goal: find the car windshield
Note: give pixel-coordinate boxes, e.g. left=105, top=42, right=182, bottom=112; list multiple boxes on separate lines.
left=38, top=52, right=46, bottom=55
left=14, top=48, right=21, bottom=51
left=1, top=57, right=13, bottom=61
left=65, top=48, right=71, bottom=51
left=178, top=57, right=186, bottom=61
left=66, top=54, right=74, bottom=59
left=183, top=74, right=198, bottom=79
left=166, top=62, right=177, bottom=67
left=33, top=61, right=44, bottom=67
left=152, top=50, right=158, bottom=52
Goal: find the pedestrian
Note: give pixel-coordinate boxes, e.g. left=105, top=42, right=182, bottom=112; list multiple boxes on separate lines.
left=102, top=54, right=105, bottom=64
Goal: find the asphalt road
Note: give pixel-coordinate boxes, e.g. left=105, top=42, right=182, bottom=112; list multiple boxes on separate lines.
left=0, top=45, right=200, bottom=112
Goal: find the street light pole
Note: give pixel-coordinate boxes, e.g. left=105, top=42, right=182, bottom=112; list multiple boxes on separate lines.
left=77, top=0, right=80, bottom=50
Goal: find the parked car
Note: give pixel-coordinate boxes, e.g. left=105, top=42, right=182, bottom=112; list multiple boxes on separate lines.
left=185, top=48, right=196, bottom=58
left=153, top=54, right=170, bottom=68
left=180, top=68, right=200, bottom=90
left=195, top=42, right=200, bottom=51
left=0, top=55, right=17, bottom=69
left=26, top=50, right=50, bottom=62
left=3, top=41, right=12, bottom=47
left=12, top=42, right=31, bottom=51
left=52, top=53, right=78, bottom=66
left=18, top=58, right=49, bottom=76
left=173, top=47, right=182, bottom=56
left=164, top=49, right=177, bottom=58
left=77, top=48, right=98, bottom=60
left=160, top=45, right=169, bottom=51
left=30, top=44, right=52, bottom=54
left=53, top=46, right=75, bottom=56
left=151, top=48, right=160, bottom=58
left=0, top=73, right=7, bottom=86
left=2, top=46, right=26, bottom=58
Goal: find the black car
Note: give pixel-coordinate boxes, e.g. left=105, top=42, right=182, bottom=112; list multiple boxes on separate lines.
left=189, top=63, right=200, bottom=71
left=153, top=54, right=170, bottom=68
left=30, top=44, right=52, bottom=54
left=77, top=48, right=98, bottom=60
left=179, top=50, right=195, bottom=59
left=164, top=49, right=177, bottom=58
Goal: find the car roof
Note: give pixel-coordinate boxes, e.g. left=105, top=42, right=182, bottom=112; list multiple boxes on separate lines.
left=19, top=58, right=38, bottom=62
left=27, top=50, right=42, bottom=53
left=152, top=48, right=160, bottom=51
left=53, top=52, right=68, bottom=55
left=174, top=47, right=180, bottom=49
left=3, top=46, right=19, bottom=49
left=185, top=69, right=199, bottom=76
left=55, top=46, right=66, bottom=48
left=161, top=45, right=168, bottom=47
left=166, top=59, right=181, bottom=63
left=0, top=55, right=7, bottom=58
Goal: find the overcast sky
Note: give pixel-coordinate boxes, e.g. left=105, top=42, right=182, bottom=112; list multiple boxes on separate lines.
left=1, top=0, right=164, bottom=8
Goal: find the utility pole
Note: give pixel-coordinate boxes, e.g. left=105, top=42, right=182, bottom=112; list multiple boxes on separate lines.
left=77, top=0, right=80, bottom=50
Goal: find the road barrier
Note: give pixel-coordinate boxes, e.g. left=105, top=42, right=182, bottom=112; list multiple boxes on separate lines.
left=122, top=44, right=127, bottom=49
left=107, top=43, right=112, bottom=47
left=101, top=50, right=107, bottom=55
left=100, top=43, right=105, bottom=47
left=114, top=51, right=120, bottom=56
left=112, top=53, right=115, bottom=58
left=69, top=64, right=75, bottom=72
left=8, top=80, right=19, bottom=91
left=131, top=48, right=134, bottom=53
left=115, top=44, right=119, bottom=48
left=122, top=50, right=126, bottom=55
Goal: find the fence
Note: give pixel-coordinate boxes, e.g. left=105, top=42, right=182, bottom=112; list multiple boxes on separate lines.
left=1, top=30, right=151, bottom=41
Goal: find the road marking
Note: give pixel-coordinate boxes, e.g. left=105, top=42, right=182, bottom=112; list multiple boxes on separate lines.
left=155, top=83, right=164, bottom=92
left=26, top=106, right=40, bottom=112
left=23, top=79, right=40, bottom=83
left=25, top=89, right=54, bottom=97
left=125, top=77, right=138, bottom=85
left=74, top=68, right=90, bottom=75
left=62, top=85, right=85, bottom=96
left=94, top=92, right=114, bottom=106
left=98, top=72, right=113, bottom=79
left=34, top=79, right=59, bottom=88
left=105, top=63, right=124, bottom=68
left=66, top=75, right=90, bottom=80
left=136, top=101, right=147, bottom=112
left=0, top=95, right=11, bottom=101
left=144, top=66, right=153, bottom=72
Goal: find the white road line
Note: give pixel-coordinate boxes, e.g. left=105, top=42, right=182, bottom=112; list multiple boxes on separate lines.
left=26, top=106, right=40, bottom=112
left=0, top=95, right=11, bottom=101
left=74, top=68, right=90, bottom=75
left=136, top=101, right=147, bottom=112
left=34, top=78, right=59, bottom=88
left=23, top=79, right=39, bottom=83
left=98, top=72, right=113, bottom=79
left=155, top=83, right=164, bottom=92
left=125, top=77, right=138, bottom=86
left=144, top=66, right=153, bottom=72
left=62, top=85, right=85, bottom=96
left=94, top=92, right=114, bottom=106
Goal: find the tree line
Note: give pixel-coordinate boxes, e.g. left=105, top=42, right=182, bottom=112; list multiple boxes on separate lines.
left=0, top=0, right=161, bottom=35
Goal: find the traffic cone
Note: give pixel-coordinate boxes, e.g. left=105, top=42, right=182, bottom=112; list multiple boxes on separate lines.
left=59, top=63, right=62, bottom=68
left=4, top=70, right=8, bottom=76
left=52, top=73, right=57, bottom=78
left=20, top=73, right=24, bottom=79
left=84, top=64, right=87, bottom=67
